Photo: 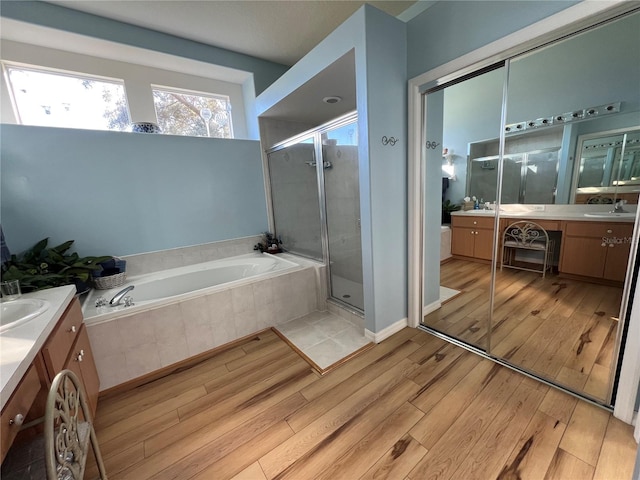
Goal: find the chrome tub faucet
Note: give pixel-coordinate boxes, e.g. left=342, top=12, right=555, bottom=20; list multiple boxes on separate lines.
left=109, top=285, right=135, bottom=306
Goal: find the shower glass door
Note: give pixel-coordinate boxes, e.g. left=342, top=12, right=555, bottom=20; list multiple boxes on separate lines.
left=267, top=138, right=323, bottom=261
left=322, top=121, right=364, bottom=310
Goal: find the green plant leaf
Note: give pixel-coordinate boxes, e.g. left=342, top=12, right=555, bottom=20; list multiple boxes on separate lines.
left=52, top=240, right=75, bottom=254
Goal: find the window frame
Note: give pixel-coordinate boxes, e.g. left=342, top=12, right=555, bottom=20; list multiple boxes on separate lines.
left=2, top=61, right=131, bottom=131
left=151, top=83, right=235, bottom=139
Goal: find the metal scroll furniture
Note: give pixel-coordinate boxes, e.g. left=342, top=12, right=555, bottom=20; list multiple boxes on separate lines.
left=501, top=221, right=554, bottom=278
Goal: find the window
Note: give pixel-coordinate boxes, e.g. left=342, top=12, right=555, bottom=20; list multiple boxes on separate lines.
left=152, top=86, right=233, bottom=138
left=3, top=64, right=130, bottom=131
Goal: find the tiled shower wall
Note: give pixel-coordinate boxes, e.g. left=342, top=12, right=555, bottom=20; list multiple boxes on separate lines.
left=87, top=265, right=320, bottom=390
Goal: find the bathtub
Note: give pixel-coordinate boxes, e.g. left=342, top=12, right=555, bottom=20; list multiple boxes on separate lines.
left=83, top=252, right=298, bottom=323
left=441, top=225, right=452, bottom=261
left=84, top=252, right=321, bottom=390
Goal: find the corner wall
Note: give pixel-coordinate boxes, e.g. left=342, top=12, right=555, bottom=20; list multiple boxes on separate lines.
left=256, top=5, right=408, bottom=335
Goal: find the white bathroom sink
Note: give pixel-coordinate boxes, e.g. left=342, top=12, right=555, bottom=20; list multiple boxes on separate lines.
left=583, top=212, right=636, bottom=218
left=0, top=298, right=50, bottom=333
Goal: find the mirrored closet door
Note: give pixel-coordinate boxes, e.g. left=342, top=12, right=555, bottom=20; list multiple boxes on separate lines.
left=421, top=66, right=505, bottom=352
left=491, top=10, right=640, bottom=404
left=420, top=8, right=640, bottom=406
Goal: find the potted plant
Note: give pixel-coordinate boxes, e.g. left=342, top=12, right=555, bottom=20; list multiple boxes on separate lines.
left=1, top=238, right=112, bottom=293
left=442, top=199, right=461, bottom=224
left=253, top=232, right=282, bottom=254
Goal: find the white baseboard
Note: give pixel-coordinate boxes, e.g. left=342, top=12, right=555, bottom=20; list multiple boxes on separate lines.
left=365, top=317, right=408, bottom=343
left=423, top=299, right=441, bottom=317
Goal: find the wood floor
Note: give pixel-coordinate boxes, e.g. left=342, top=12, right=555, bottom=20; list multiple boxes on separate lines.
left=88, top=326, right=637, bottom=480
left=429, top=258, right=622, bottom=403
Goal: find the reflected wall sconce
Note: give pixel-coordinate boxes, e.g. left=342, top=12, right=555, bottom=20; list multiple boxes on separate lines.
left=442, top=148, right=457, bottom=181
left=443, top=147, right=454, bottom=165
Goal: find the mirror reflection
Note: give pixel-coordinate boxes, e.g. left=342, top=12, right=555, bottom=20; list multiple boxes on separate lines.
left=425, top=9, right=640, bottom=406
left=573, top=128, right=640, bottom=204
left=441, top=9, right=640, bottom=207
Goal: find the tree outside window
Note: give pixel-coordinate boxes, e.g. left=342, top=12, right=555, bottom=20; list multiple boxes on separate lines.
left=4, top=65, right=130, bottom=131
left=152, top=87, right=233, bottom=139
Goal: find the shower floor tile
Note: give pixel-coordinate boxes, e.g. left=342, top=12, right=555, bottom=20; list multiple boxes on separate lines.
left=275, top=311, right=373, bottom=372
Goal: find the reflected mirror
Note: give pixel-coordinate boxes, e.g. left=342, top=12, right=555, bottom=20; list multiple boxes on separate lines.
left=448, top=9, right=640, bottom=206
left=573, top=127, right=640, bottom=203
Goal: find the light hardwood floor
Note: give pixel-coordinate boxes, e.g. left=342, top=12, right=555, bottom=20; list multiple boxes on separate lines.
left=429, top=258, right=622, bottom=403
left=88, top=326, right=637, bottom=480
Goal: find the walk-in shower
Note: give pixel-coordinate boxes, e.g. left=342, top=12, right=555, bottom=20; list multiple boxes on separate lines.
left=266, top=112, right=364, bottom=312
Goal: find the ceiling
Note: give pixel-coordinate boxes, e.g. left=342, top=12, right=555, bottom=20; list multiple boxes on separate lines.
left=3, top=1, right=429, bottom=125
left=47, top=1, right=421, bottom=67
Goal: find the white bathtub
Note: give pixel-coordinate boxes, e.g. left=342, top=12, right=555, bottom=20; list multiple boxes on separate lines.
left=441, top=225, right=452, bottom=261
left=83, top=253, right=299, bottom=323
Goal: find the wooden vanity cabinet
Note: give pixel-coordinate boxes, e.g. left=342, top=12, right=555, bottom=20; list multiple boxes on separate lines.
left=0, top=363, right=42, bottom=461
left=451, top=215, right=495, bottom=261
left=40, top=298, right=99, bottom=418
left=1, top=296, right=101, bottom=463
left=559, top=221, right=633, bottom=282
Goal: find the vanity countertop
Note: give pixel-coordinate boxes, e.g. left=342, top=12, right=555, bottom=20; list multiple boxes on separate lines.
left=452, top=206, right=637, bottom=223
left=0, top=285, right=75, bottom=410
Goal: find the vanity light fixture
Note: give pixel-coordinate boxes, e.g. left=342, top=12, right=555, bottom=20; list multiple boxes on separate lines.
left=505, top=101, right=621, bottom=135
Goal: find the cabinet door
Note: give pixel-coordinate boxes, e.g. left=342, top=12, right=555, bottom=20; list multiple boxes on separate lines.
left=41, top=298, right=82, bottom=378
left=603, top=242, right=632, bottom=282
left=64, top=326, right=100, bottom=419
left=560, top=236, right=607, bottom=277
left=474, top=229, right=495, bottom=260
left=451, top=227, right=476, bottom=257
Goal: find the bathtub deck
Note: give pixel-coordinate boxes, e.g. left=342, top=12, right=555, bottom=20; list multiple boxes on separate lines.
left=273, top=311, right=372, bottom=373
left=82, top=327, right=637, bottom=480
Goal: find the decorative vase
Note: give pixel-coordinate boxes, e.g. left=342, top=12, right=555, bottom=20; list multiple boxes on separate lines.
left=129, top=122, right=162, bottom=133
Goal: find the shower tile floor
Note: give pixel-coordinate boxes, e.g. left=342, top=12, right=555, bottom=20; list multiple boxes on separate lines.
left=330, top=275, right=364, bottom=312
left=274, top=311, right=372, bottom=371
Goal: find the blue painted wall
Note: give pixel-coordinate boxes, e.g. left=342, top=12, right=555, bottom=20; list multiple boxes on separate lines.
left=1, top=125, right=268, bottom=256
left=406, top=1, right=578, bottom=79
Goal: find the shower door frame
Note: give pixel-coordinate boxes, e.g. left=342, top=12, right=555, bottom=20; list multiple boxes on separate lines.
left=265, top=111, right=363, bottom=313
left=407, top=1, right=640, bottom=421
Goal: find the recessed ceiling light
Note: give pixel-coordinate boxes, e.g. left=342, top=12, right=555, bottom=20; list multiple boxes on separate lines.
left=322, top=96, right=342, bottom=104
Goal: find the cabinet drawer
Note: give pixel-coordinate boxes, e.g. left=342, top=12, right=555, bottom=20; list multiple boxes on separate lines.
left=1, top=364, right=41, bottom=461
left=565, top=221, right=633, bottom=238
left=452, top=215, right=494, bottom=229
left=42, top=298, right=82, bottom=378
left=502, top=218, right=561, bottom=232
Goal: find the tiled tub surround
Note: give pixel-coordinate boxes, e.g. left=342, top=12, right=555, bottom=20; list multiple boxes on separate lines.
left=86, top=262, right=320, bottom=390
left=121, top=235, right=263, bottom=276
